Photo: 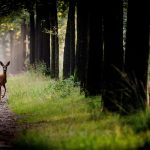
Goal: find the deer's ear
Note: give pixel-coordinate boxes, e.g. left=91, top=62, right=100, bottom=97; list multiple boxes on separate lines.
left=0, top=61, right=4, bottom=66
left=6, top=61, right=10, bottom=66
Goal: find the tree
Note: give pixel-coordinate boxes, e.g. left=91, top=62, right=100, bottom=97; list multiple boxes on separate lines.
left=9, top=30, right=15, bottom=73
left=63, top=0, right=75, bottom=79
left=76, top=0, right=89, bottom=91
left=50, top=0, right=59, bottom=79
left=35, top=0, right=50, bottom=73
left=84, top=1, right=103, bottom=96
left=20, top=18, right=27, bottom=70
left=125, top=1, right=149, bottom=112
left=28, top=4, right=35, bottom=64
left=102, top=0, right=124, bottom=112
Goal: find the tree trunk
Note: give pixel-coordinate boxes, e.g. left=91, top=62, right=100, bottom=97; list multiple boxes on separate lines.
left=102, top=0, right=124, bottom=113
left=9, top=30, right=15, bottom=73
left=29, top=10, right=35, bottom=64
left=85, top=1, right=103, bottom=96
left=20, top=18, right=27, bottom=71
left=76, top=0, right=89, bottom=91
left=63, top=0, right=75, bottom=79
left=35, top=1, right=43, bottom=62
left=35, top=0, right=50, bottom=72
left=125, top=1, right=149, bottom=112
left=50, top=0, right=59, bottom=79
left=1, top=33, right=7, bottom=60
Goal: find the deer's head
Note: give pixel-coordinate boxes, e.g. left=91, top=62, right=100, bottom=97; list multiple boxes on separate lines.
left=0, top=61, right=10, bottom=73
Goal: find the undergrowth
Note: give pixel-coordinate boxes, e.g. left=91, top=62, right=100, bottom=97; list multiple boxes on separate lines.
left=7, top=71, right=150, bottom=150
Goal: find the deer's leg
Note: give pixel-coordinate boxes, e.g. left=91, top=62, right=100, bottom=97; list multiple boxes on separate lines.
left=0, top=86, right=1, bottom=100
left=2, top=85, right=6, bottom=98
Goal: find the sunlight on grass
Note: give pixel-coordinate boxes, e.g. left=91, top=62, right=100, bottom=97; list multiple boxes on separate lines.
left=8, top=72, right=89, bottom=122
left=7, top=72, right=150, bottom=150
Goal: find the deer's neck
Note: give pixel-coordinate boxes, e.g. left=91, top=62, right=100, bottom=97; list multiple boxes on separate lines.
left=3, top=72, right=7, bottom=79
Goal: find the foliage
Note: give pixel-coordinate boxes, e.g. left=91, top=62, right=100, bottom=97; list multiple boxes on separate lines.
left=7, top=72, right=150, bottom=150
left=49, top=76, right=80, bottom=98
left=0, top=9, right=29, bottom=36
left=0, top=0, right=23, bottom=18
left=27, top=62, right=48, bottom=76
left=124, top=108, right=150, bottom=133
left=57, top=0, right=69, bottom=18
left=104, top=66, right=147, bottom=114
left=0, top=0, right=36, bottom=18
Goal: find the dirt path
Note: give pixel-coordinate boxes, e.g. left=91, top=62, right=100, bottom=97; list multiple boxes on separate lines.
left=0, top=95, right=17, bottom=150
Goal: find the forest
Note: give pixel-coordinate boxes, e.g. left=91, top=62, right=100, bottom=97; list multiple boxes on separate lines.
left=0, top=0, right=150, bottom=149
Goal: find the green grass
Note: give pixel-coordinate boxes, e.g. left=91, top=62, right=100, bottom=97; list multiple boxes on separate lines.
left=7, top=72, right=150, bottom=150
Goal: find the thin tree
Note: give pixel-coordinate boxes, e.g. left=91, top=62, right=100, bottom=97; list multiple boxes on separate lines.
left=9, top=30, right=15, bottom=73
left=29, top=7, right=35, bottom=64
left=20, top=18, right=27, bottom=71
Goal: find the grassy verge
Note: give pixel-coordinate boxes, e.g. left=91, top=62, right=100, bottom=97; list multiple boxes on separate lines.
left=7, top=72, right=150, bottom=150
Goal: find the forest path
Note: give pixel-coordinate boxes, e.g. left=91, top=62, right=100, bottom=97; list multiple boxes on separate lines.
left=0, top=95, right=17, bottom=150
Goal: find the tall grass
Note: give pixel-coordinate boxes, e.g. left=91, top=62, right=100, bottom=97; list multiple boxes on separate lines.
left=7, top=71, right=150, bottom=150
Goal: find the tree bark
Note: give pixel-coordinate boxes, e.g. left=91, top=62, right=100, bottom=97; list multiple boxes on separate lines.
left=35, top=2, right=42, bottom=62
left=35, top=0, right=50, bottom=72
left=125, top=1, right=149, bottom=112
left=102, top=0, right=124, bottom=113
left=20, top=18, right=27, bottom=71
left=9, top=30, right=15, bottom=73
left=29, top=10, right=35, bottom=64
left=63, top=0, right=75, bottom=79
left=76, top=0, right=89, bottom=90
left=50, top=0, right=59, bottom=79
left=85, top=1, right=103, bottom=96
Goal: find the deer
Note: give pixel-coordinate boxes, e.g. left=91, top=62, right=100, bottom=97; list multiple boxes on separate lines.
left=0, top=61, right=10, bottom=100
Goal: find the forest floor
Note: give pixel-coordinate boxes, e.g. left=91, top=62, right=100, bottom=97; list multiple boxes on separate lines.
left=0, top=94, right=17, bottom=150
left=1, top=72, right=150, bottom=150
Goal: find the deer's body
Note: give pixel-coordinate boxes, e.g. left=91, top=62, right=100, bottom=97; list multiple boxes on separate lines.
left=0, top=74, right=7, bottom=84
left=0, top=61, right=10, bottom=100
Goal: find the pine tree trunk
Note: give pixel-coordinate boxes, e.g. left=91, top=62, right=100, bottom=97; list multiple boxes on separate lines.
left=42, top=9, right=51, bottom=73
left=85, top=1, right=103, bottom=96
left=76, top=0, right=89, bottom=90
left=63, top=0, right=75, bottom=79
left=29, top=10, right=35, bottom=64
left=20, top=18, right=27, bottom=71
left=50, top=0, right=59, bottom=79
left=102, top=0, right=124, bottom=113
left=9, top=30, right=15, bottom=73
left=35, top=2, right=43, bottom=62
left=35, top=0, right=50, bottom=72
left=125, top=1, right=149, bottom=111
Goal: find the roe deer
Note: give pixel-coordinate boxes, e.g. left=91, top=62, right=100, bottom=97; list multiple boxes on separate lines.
left=0, top=61, right=10, bottom=100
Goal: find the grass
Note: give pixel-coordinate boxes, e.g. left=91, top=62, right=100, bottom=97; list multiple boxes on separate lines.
left=7, top=71, right=150, bottom=150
